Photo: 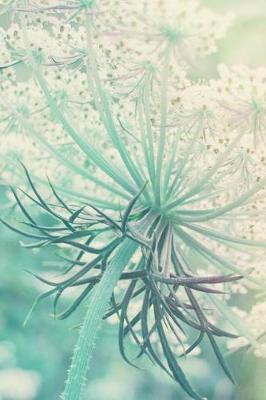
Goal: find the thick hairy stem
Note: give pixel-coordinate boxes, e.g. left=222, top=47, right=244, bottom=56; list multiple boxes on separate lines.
left=61, top=238, right=138, bottom=400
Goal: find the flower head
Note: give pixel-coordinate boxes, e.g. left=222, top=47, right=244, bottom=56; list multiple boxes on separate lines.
left=0, top=1, right=265, bottom=399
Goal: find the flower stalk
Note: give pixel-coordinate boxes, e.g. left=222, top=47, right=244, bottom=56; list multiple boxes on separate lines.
left=62, top=238, right=138, bottom=400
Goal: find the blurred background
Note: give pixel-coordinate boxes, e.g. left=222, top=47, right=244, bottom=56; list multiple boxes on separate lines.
left=0, top=1, right=266, bottom=399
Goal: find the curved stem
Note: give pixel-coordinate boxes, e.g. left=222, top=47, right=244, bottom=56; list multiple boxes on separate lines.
left=19, top=14, right=136, bottom=196
left=61, top=238, right=138, bottom=400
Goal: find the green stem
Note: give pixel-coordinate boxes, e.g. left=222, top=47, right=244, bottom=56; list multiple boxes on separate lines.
left=19, top=14, right=136, bottom=196
left=2, top=100, right=129, bottom=200
left=84, top=14, right=146, bottom=194
left=166, top=131, right=244, bottom=209
left=140, top=77, right=156, bottom=184
left=155, top=45, right=171, bottom=206
left=61, top=238, right=138, bottom=400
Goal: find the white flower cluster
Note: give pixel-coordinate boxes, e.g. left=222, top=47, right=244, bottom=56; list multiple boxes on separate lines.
left=0, top=0, right=265, bottom=359
left=0, top=368, right=41, bottom=399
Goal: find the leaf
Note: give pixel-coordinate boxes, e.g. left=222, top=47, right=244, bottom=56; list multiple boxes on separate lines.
left=149, top=278, right=186, bottom=337
left=88, top=203, right=121, bottom=231
left=58, top=236, right=95, bottom=275
left=10, top=186, right=36, bottom=226
left=25, top=270, right=58, bottom=287
left=20, top=239, right=50, bottom=249
left=140, top=289, right=171, bottom=377
left=176, top=226, right=264, bottom=288
left=208, top=323, right=238, bottom=339
left=106, top=285, right=146, bottom=322
left=47, top=176, right=72, bottom=213
left=20, top=163, right=74, bottom=231
left=182, top=331, right=204, bottom=356
left=57, top=284, right=96, bottom=320
left=121, top=182, right=147, bottom=233
left=22, top=221, right=68, bottom=233
left=208, top=295, right=259, bottom=350
left=53, top=256, right=102, bottom=288
left=153, top=298, right=204, bottom=400
left=0, top=217, right=49, bottom=241
left=69, top=206, right=86, bottom=223
left=207, top=332, right=235, bottom=384
left=23, top=288, right=56, bottom=327
left=118, top=280, right=142, bottom=368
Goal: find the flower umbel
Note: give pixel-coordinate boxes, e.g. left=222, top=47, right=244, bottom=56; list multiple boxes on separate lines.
left=0, top=1, right=265, bottom=400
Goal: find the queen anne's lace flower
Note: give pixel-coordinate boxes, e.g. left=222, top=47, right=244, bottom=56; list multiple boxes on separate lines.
left=213, top=64, right=266, bottom=146
left=0, top=1, right=265, bottom=399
